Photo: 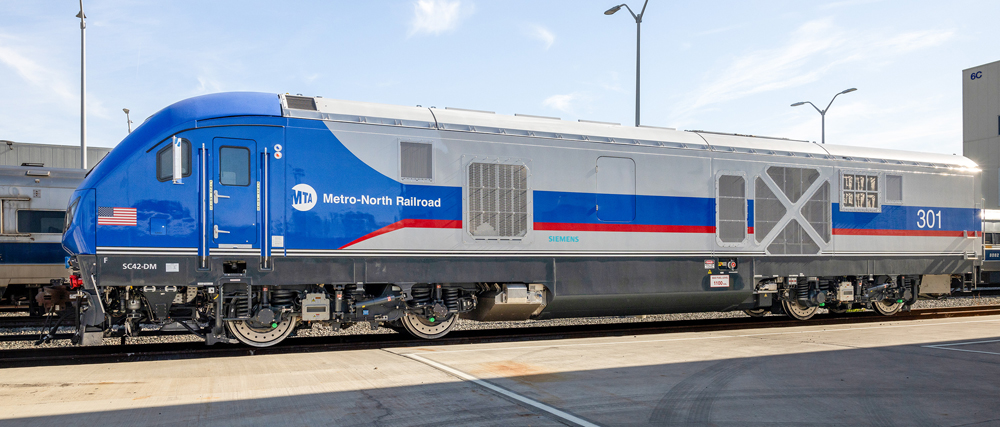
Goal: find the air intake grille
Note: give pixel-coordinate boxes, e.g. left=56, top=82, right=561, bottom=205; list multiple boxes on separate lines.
left=717, top=175, right=746, bottom=243
left=767, top=167, right=819, bottom=203
left=767, top=219, right=819, bottom=254
left=801, top=181, right=830, bottom=242
left=757, top=166, right=825, bottom=254
left=400, top=142, right=432, bottom=180
left=754, top=177, right=786, bottom=243
left=285, top=96, right=317, bottom=111
left=468, top=162, right=528, bottom=238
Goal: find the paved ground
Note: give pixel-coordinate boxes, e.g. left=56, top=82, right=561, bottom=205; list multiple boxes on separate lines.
left=2, top=315, right=999, bottom=426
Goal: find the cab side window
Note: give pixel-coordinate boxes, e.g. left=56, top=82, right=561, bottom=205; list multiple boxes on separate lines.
left=219, top=146, right=250, bottom=186
left=156, top=139, right=192, bottom=182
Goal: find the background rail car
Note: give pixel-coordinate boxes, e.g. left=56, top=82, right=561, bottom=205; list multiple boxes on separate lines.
left=61, top=92, right=981, bottom=346
left=0, top=142, right=110, bottom=314
left=974, top=210, right=1000, bottom=290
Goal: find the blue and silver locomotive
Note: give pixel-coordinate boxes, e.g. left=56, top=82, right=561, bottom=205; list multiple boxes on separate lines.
left=62, top=92, right=981, bottom=346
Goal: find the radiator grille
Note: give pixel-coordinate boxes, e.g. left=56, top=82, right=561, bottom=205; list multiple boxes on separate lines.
left=801, top=181, right=831, bottom=242
left=767, top=219, right=819, bottom=254
left=468, top=162, right=527, bottom=238
left=767, top=166, right=819, bottom=203
left=754, top=177, right=786, bottom=243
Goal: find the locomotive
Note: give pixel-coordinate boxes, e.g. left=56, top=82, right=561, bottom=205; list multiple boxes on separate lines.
left=61, top=92, right=980, bottom=346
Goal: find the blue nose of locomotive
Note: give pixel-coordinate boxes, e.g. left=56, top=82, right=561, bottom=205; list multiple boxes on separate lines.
left=62, top=188, right=96, bottom=256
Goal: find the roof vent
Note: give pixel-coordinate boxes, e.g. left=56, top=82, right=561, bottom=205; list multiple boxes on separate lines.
left=515, top=113, right=560, bottom=120
left=20, top=162, right=43, bottom=167
left=638, top=124, right=676, bottom=131
left=285, top=95, right=317, bottom=111
left=445, top=107, right=495, bottom=114
left=579, top=119, right=621, bottom=125
left=26, top=170, right=50, bottom=177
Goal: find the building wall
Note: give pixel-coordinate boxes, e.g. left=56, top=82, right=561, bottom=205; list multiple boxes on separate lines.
left=964, top=60, right=1000, bottom=208
left=0, top=143, right=111, bottom=169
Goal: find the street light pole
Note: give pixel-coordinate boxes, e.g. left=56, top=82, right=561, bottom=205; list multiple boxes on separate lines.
left=77, top=0, right=87, bottom=169
left=123, top=108, right=132, bottom=133
left=605, top=0, right=649, bottom=127
left=791, top=88, right=857, bottom=144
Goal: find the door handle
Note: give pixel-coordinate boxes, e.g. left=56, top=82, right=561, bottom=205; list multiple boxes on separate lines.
left=214, top=224, right=230, bottom=239
left=214, top=190, right=230, bottom=204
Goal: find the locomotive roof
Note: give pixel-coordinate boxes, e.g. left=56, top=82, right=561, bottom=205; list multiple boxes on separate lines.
left=282, top=94, right=977, bottom=170
left=81, top=91, right=978, bottom=191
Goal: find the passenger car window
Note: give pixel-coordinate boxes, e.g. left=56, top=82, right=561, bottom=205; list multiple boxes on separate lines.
left=219, top=146, right=250, bottom=186
left=156, top=139, right=191, bottom=182
left=17, top=210, right=66, bottom=233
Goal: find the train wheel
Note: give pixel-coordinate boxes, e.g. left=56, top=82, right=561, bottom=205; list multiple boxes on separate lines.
left=227, top=315, right=298, bottom=347
left=743, top=309, right=768, bottom=318
left=781, top=300, right=818, bottom=320
left=400, top=312, right=456, bottom=339
left=871, top=300, right=903, bottom=316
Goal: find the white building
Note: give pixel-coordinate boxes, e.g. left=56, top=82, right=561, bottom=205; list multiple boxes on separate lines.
left=963, top=60, right=1000, bottom=208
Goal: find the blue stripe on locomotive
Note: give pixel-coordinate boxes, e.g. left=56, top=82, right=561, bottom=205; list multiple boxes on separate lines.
left=533, top=191, right=715, bottom=227
left=832, top=204, right=978, bottom=232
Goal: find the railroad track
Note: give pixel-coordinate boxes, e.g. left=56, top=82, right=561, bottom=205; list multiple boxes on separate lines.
left=1, top=304, right=998, bottom=368
left=0, top=316, right=61, bottom=329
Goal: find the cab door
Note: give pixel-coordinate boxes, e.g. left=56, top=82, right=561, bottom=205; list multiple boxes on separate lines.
left=212, top=137, right=258, bottom=247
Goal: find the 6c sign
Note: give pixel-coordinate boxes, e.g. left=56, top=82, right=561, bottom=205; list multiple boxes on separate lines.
left=971, top=71, right=984, bottom=80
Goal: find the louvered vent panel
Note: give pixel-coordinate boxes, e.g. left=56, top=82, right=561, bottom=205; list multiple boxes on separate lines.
left=767, top=167, right=819, bottom=203
left=717, top=175, right=746, bottom=243
left=767, top=219, right=819, bottom=254
left=400, top=142, right=433, bottom=180
left=285, top=96, right=317, bottom=111
left=754, top=178, right=786, bottom=244
left=468, top=162, right=528, bottom=238
left=801, top=181, right=831, bottom=242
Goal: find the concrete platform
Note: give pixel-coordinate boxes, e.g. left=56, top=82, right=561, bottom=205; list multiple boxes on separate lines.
left=2, top=315, right=1000, bottom=426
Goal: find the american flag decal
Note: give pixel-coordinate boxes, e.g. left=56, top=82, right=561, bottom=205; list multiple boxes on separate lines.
left=98, top=207, right=137, bottom=226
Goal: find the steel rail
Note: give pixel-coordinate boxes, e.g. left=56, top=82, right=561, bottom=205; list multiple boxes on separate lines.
left=1, top=305, right=998, bottom=368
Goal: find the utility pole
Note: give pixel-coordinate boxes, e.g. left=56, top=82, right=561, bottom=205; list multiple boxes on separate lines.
left=77, top=0, right=87, bottom=169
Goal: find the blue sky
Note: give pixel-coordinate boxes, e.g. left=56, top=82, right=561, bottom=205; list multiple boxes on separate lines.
left=1, top=1, right=998, bottom=155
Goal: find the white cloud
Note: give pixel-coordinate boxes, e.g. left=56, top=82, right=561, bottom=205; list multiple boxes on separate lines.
left=0, top=42, right=76, bottom=107
left=409, top=0, right=470, bottom=36
left=527, top=24, right=555, bottom=50
left=672, top=18, right=954, bottom=121
left=543, top=93, right=579, bottom=113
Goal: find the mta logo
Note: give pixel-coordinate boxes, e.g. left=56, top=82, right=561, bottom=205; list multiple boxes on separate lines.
left=291, top=184, right=317, bottom=212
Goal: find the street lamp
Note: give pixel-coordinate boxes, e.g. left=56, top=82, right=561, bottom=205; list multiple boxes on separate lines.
left=123, top=108, right=133, bottom=133
left=791, top=88, right=857, bottom=144
left=604, top=0, right=649, bottom=127
left=76, top=0, right=87, bottom=169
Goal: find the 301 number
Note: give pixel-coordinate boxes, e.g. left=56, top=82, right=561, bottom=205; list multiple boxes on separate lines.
left=917, top=209, right=941, bottom=229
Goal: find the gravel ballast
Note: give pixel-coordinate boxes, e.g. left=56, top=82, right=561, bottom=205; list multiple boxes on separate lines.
left=2, top=295, right=997, bottom=350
